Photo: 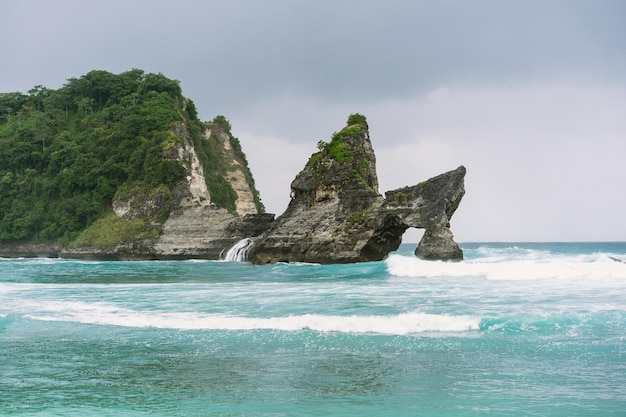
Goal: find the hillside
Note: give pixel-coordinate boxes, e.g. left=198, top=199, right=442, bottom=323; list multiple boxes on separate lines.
left=0, top=69, right=264, bottom=252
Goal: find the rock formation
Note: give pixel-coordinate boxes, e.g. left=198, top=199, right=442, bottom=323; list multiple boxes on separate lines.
left=59, top=121, right=273, bottom=260
left=248, top=114, right=465, bottom=264
left=0, top=69, right=275, bottom=260
left=382, top=168, right=465, bottom=261
left=0, top=110, right=465, bottom=263
left=149, top=122, right=272, bottom=259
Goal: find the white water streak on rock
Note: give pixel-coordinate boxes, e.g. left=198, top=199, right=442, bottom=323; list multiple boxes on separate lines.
left=223, top=238, right=254, bottom=262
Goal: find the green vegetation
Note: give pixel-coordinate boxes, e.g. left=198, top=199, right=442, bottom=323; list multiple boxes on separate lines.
left=346, top=113, right=367, bottom=125
left=351, top=156, right=375, bottom=192
left=306, top=113, right=376, bottom=192
left=70, top=213, right=160, bottom=249
left=307, top=113, right=367, bottom=167
left=347, top=210, right=369, bottom=223
left=326, top=134, right=354, bottom=162
left=307, top=151, right=324, bottom=167
left=0, top=69, right=263, bottom=246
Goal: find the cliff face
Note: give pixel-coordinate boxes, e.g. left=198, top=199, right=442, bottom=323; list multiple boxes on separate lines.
left=248, top=115, right=384, bottom=264
left=68, top=121, right=271, bottom=260
left=150, top=122, right=274, bottom=259
left=248, top=114, right=465, bottom=264
left=203, top=126, right=259, bottom=216
left=383, top=168, right=465, bottom=260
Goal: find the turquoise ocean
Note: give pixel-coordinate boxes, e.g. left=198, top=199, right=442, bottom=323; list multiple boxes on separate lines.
left=1, top=242, right=625, bottom=416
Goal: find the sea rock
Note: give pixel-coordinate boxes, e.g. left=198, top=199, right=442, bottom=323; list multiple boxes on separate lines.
left=248, top=114, right=466, bottom=264
left=383, top=168, right=465, bottom=261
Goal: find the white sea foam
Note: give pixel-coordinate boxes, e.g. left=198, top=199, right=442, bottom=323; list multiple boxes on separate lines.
left=385, top=253, right=626, bottom=281
left=222, top=238, right=254, bottom=262
left=24, top=301, right=480, bottom=334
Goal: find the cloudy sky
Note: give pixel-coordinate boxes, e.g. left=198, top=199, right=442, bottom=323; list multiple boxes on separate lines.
left=2, top=0, right=625, bottom=242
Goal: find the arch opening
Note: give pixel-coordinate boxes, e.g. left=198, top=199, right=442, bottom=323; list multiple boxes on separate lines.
left=401, top=227, right=425, bottom=246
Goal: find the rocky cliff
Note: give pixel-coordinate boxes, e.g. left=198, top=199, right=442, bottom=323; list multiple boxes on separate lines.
left=0, top=69, right=270, bottom=259
left=61, top=120, right=272, bottom=260
left=0, top=69, right=465, bottom=262
left=2, top=113, right=465, bottom=262
left=248, top=114, right=465, bottom=264
left=149, top=122, right=271, bottom=259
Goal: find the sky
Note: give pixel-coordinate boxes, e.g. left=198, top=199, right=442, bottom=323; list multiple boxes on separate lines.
left=1, top=0, right=625, bottom=242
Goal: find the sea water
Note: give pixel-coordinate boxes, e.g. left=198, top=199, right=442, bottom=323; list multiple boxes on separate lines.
left=1, top=242, right=625, bottom=416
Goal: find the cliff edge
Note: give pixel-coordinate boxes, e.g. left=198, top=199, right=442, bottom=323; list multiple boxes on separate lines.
left=63, top=120, right=273, bottom=260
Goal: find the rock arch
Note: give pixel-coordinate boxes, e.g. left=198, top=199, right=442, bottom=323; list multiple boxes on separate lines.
left=379, top=166, right=466, bottom=261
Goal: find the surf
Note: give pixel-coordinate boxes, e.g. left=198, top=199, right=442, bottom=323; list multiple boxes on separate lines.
left=21, top=302, right=480, bottom=335
left=385, top=249, right=626, bottom=281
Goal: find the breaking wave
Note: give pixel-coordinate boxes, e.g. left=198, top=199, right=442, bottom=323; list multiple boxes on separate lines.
left=23, top=301, right=479, bottom=335
left=385, top=252, right=626, bottom=281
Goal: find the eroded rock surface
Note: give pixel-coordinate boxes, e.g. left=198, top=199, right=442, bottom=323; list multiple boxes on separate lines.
left=248, top=114, right=466, bottom=264
left=382, top=167, right=465, bottom=261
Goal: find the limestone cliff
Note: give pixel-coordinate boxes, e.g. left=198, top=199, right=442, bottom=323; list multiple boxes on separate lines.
left=248, top=114, right=465, bottom=264
left=78, top=113, right=465, bottom=263
left=0, top=69, right=271, bottom=260
left=60, top=119, right=271, bottom=260
left=149, top=121, right=271, bottom=258
left=202, top=125, right=259, bottom=216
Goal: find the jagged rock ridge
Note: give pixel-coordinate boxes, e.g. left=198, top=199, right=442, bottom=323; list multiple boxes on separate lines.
left=248, top=114, right=465, bottom=264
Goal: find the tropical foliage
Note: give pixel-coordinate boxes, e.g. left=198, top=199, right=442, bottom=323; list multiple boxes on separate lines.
left=0, top=69, right=261, bottom=245
left=308, top=113, right=366, bottom=166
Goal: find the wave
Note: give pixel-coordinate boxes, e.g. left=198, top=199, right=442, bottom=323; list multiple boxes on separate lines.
left=23, top=302, right=480, bottom=335
left=21, top=303, right=625, bottom=339
left=385, top=253, right=626, bottom=281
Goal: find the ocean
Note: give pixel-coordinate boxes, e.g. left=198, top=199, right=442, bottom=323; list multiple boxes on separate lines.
left=1, top=242, right=625, bottom=416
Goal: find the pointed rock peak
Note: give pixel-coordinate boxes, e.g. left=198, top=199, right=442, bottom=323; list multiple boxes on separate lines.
left=290, top=114, right=380, bottom=210
left=249, top=116, right=466, bottom=265
left=309, top=114, right=377, bottom=185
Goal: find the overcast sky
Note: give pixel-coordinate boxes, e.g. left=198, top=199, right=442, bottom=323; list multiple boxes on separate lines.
left=1, top=0, right=625, bottom=242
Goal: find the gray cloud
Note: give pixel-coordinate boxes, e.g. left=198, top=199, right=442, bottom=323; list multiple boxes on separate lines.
left=1, top=0, right=624, bottom=241
left=2, top=1, right=624, bottom=112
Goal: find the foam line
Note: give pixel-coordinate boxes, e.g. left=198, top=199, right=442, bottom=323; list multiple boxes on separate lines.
left=385, top=254, right=626, bottom=280
left=25, top=304, right=480, bottom=335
